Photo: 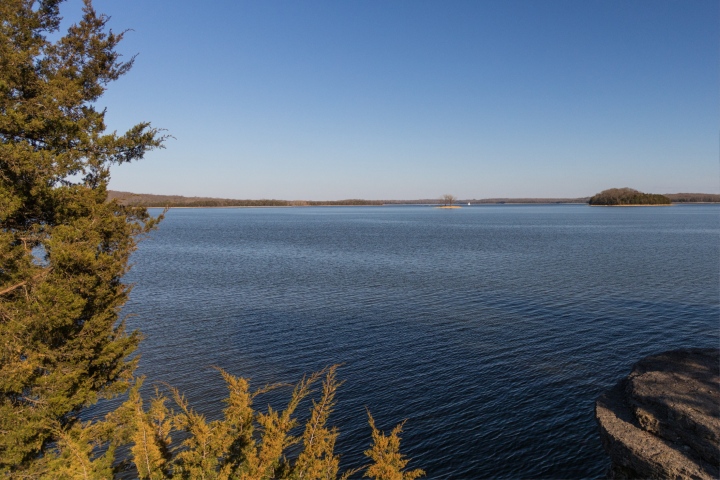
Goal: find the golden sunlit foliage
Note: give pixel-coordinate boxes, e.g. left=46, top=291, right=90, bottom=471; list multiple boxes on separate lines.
left=43, top=366, right=422, bottom=479
left=364, top=413, right=425, bottom=480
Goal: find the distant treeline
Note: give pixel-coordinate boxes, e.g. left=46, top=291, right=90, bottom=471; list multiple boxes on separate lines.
left=108, top=191, right=592, bottom=207
left=108, top=190, right=719, bottom=208
left=467, top=197, right=590, bottom=204
left=589, top=188, right=671, bottom=206
left=664, top=193, right=720, bottom=203
left=108, top=192, right=385, bottom=207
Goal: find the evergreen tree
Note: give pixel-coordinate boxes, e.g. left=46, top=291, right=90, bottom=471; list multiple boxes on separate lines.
left=113, top=366, right=423, bottom=480
left=0, top=0, right=165, bottom=472
left=0, top=2, right=424, bottom=477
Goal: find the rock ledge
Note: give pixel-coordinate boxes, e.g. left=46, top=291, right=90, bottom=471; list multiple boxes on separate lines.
left=595, top=348, right=719, bottom=479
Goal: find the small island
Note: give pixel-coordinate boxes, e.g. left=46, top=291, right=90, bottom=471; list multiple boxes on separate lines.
left=436, top=194, right=462, bottom=209
left=589, top=188, right=672, bottom=206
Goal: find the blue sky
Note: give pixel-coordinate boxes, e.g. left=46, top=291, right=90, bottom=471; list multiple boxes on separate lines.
left=65, top=0, right=718, bottom=200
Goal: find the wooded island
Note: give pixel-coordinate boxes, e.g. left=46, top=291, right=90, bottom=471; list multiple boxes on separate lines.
left=589, top=188, right=672, bottom=206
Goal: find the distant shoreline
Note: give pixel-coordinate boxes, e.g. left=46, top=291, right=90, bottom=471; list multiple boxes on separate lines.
left=589, top=204, right=673, bottom=207
left=108, top=190, right=720, bottom=208
left=139, top=202, right=719, bottom=209
left=150, top=204, right=387, bottom=209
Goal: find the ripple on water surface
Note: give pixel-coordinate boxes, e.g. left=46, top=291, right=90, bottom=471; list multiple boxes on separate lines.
left=104, top=205, right=719, bottom=479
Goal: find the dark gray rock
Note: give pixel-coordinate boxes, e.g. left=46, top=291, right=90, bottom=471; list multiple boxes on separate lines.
left=595, top=348, right=719, bottom=479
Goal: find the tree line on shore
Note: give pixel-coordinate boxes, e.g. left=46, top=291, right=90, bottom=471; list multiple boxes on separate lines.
left=109, top=191, right=600, bottom=207
left=110, top=190, right=720, bottom=208
left=664, top=193, right=720, bottom=203
left=108, top=192, right=388, bottom=207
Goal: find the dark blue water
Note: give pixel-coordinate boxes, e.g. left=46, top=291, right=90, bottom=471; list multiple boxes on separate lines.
left=120, top=204, right=719, bottom=478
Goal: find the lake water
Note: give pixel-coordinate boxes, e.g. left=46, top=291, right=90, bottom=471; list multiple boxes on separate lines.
left=119, top=204, right=719, bottom=478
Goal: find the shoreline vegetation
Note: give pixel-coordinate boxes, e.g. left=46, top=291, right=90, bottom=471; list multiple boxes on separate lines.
left=108, top=190, right=720, bottom=208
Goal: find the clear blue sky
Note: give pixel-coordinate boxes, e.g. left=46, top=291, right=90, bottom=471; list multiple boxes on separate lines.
left=65, top=0, right=718, bottom=200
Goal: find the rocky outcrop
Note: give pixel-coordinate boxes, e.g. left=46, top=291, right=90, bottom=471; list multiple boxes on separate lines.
left=595, top=348, right=719, bottom=479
